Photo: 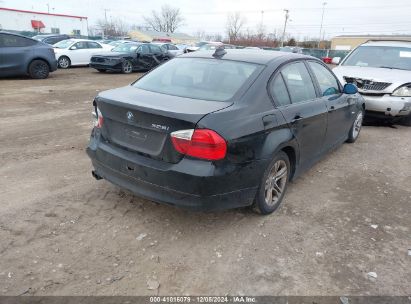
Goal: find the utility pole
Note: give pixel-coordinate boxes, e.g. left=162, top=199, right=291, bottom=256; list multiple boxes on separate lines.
left=103, top=9, right=110, bottom=38
left=46, top=3, right=50, bottom=13
left=281, top=9, right=289, bottom=47
left=318, top=2, right=327, bottom=48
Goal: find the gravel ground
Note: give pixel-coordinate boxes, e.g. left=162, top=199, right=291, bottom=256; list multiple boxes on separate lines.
left=0, top=67, right=410, bottom=296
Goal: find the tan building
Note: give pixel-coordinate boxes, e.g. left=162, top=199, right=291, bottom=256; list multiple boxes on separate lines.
left=129, top=29, right=198, bottom=45
left=331, top=35, right=411, bottom=50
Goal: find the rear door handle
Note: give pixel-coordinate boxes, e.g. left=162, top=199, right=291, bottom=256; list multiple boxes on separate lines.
left=291, top=115, right=303, bottom=123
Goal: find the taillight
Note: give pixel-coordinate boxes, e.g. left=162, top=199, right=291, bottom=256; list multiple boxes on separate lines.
left=170, top=129, right=227, bottom=161
left=92, top=107, right=103, bottom=128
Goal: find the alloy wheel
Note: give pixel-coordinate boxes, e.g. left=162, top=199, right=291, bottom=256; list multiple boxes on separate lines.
left=58, top=57, right=69, bottom=69
left=33, top=62, right=48, bottom=78
left=122, top=61, right=133, bottom=73
left=352, top=112, right=363, bottom=139
left=264, top=160, right=288, bottom=207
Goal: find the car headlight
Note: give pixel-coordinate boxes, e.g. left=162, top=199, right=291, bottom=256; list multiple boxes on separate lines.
left=392, top=84, right=411, bottom=97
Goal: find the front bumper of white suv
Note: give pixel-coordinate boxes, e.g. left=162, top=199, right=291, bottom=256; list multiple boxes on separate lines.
left=362, top=94, right=411, bottom=117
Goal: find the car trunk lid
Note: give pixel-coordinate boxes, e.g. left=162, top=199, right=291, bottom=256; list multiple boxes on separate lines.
left=96, top=85, right=232, bottom=163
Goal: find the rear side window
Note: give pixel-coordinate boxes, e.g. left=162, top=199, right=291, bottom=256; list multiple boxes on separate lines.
left=87, top=42, right=102, bottom=49
left=270, top=75, right=291, bottom=106
left=0, top=34, right=37, bottom=47
left=308, top=61, right=340, bottom=96
left=281, top=62, right=317, bottom=103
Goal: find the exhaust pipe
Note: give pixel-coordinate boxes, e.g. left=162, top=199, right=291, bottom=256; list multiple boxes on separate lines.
left=92, top=170, right=102, bottom=180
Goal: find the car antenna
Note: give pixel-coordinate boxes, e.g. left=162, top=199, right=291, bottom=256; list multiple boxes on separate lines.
left=212, top=46, right=227, bottom=58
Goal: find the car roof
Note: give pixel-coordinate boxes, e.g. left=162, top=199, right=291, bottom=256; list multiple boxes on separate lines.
left=33, top=34, right=68, bottom=37
left=362, top=40, right=411, bottom=47
left=179, top=49, right=313, bottom=65
left=65, top=38, right=93, bottom=42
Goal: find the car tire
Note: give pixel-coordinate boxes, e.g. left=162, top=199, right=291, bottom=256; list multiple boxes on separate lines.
left=347, top=111, right=364, bottom=143
left=253, top=151, right=290, bottom=215
left=97, top=69, right=106, bottom=73
left=121, top=60, right=133, bottom=74
left=58, top=56, right=71, bottom=69
left=28, top=60, right=50, bottom=79
left=401, top=114, right=411, bottom=126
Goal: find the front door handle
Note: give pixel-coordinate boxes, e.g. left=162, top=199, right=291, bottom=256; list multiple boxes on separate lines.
left=291, top=115, right=303, bottom=123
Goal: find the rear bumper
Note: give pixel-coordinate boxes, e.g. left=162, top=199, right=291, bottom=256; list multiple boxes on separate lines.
left=362, top=94, right=411, bottom=117
left=86, top=134, right=265, bottom=211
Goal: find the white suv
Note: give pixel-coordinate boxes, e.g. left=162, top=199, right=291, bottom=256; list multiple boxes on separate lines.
left=333, top=40, right=411, bottom=125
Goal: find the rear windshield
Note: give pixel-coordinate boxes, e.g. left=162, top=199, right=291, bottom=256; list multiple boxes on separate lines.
left=343, top=45, right=411, bottom=70
left=133, top=58, right=260, bottom=101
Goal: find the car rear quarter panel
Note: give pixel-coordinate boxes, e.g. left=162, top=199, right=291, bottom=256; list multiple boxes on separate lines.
left=32, top=46, right=58, bottom=71
left=197, top=62, right=298, bottom=180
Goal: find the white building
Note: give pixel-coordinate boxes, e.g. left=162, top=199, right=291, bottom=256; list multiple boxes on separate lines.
left=0, top=7, right=88, bottom=36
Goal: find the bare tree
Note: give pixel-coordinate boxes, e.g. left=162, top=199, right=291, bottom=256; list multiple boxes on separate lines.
left=255, top=22, right=266, bottom=40
left=144, top=5, right=184, bottom=33
left=226, top=12, right=246, bottom=42
left=194, top=29, right=206, bottom=40
left=96, top=18, right=129, bottom=37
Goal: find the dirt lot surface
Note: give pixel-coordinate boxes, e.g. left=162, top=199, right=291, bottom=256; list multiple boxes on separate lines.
left=0, top=68, right=410, bottom=296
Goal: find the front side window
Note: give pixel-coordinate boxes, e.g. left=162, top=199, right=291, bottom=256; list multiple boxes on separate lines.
left=133, top=58, right=260, bottom=101
left=280, top=62, right=317, bottom=103
left=308, top=61, right=340, bottom=96
left=150, top=45, right=162, bottom=53
left=342, top=45, right=411, bottom=70
left=138, top=44, right=150, bottom=54
left=269, top=75, right=291, bottom=106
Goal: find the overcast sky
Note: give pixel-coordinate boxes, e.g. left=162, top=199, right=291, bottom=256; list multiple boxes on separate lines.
left=2, top=0, right=411, bottom=39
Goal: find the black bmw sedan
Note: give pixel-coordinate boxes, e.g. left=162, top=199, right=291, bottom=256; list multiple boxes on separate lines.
left=87, top=49, right=364, bottom=215
left=90, top=43, right=169, bottom=73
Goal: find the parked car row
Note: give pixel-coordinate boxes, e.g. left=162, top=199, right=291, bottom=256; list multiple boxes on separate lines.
left=90, top=42, right=170, bottom=73
left=1, top=31, right=410, bottom=125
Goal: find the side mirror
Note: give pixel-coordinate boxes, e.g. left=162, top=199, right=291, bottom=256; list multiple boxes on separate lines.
left=343, top=83, right=358, bottom=95
left=70, top=46, right=77, bottom=50
left=332, top=57, right=341, bottom=65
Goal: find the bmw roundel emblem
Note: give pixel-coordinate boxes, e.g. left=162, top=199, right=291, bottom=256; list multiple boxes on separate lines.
left=127, top=111, right=134, bottom=120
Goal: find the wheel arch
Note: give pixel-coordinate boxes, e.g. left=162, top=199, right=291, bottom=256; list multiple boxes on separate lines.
left=57, top=55, right=71, bottom=65
left=27, top=57, right=51, bottom=74
left=280, top=146, right=297, bottom=181
left=260, top=128, right=300, bottom=181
